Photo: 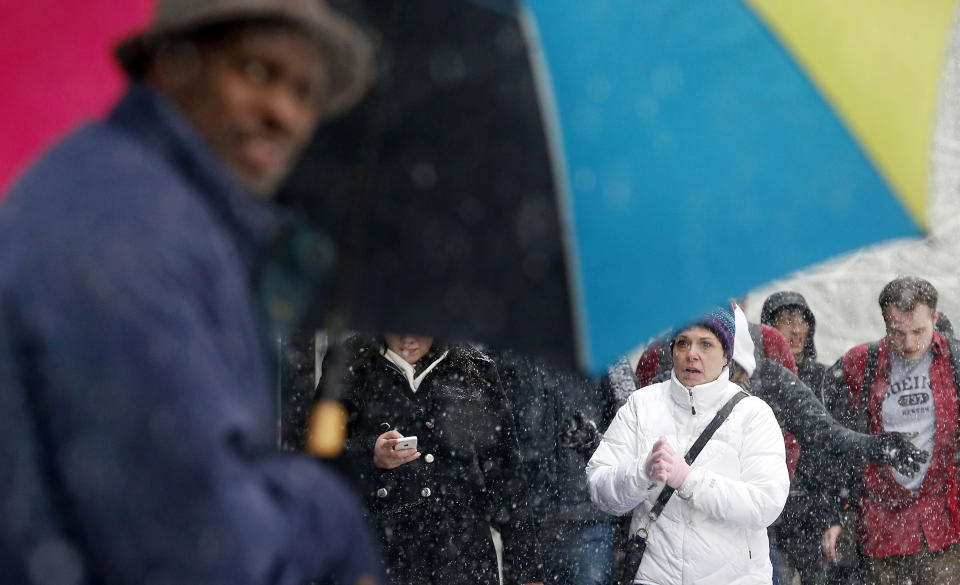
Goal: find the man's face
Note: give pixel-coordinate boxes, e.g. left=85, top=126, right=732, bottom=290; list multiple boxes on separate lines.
left=884, top=303, right=937, bottom=361
left=153, top=25, right=328, bottom=197
left=771, top=308, right=809, bottom=360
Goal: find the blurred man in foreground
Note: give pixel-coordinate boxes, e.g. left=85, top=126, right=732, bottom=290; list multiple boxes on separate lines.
left=0, top=1, right=381, bottom=583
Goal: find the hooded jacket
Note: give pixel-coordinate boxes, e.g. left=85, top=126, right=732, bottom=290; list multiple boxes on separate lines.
left=760, top=293, right=843, bottom=546
left=760, top=291, right=828, bottom=392
left=588, top=369, right=789, bottom=585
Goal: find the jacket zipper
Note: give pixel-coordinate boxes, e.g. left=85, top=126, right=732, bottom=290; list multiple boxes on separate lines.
left=688, top=388, right=696, bottom=415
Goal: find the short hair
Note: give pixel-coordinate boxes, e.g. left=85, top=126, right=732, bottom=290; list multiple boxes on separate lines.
left=878, top=276, right=938, bottom=315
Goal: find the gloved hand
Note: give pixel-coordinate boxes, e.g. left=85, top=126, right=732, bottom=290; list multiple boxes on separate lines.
left=644, top=436, right=691, bottom=489
left=558, top=411, right=602, bottom=455
left=869, top=432, right=928, bottom=477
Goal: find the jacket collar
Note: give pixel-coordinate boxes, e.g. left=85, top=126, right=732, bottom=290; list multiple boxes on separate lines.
left=382, top=349, right=450, bottom=393
left=669, top=367, right=738, bottom=414
left=930, top=330, right=950, bottom=356
left=108, top=82, right=287, bottom=274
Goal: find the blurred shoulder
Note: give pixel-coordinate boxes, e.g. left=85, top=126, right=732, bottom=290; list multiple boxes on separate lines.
left=2, top=120, right=216, bottom=268
left=340, top=334, right=382, bottom=372
left=343, top=333, right=379, bottom=355
left=459, top=344, right=495, bottom=366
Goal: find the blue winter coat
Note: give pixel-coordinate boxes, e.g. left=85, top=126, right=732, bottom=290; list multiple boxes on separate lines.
left=0, top=83, right=382, bottom=585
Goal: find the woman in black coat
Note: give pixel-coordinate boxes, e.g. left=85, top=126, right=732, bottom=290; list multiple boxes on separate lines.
left=329, top=333, right=543, bottom=585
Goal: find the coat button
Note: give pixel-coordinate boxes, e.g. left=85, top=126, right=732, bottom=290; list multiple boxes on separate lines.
left=376, top=488, right=388, bottom=498
left=425, top=421, right=435, bottom=429
left=424, top=453, right=435, bottom=463
left=421, top=487, right=432, bottom=497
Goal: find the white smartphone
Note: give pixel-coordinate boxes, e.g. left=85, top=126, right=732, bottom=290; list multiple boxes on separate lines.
left=392, top=436, right=418, bottom=451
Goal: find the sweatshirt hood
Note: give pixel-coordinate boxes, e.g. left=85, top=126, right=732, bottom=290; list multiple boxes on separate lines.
left=760, top=291, right=818, bottom=362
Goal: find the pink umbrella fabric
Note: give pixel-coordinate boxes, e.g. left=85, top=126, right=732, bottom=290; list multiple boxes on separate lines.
left=1, top=1, right=153, bottom=196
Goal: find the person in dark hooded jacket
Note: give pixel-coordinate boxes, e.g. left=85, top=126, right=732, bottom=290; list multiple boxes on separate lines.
left=762, top=292, right=840, bottom=584
left=762, top=291, right=829, bottom=395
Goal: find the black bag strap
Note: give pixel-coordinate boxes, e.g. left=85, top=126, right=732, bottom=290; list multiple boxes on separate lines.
left=645, top=389, right=751, bottom=522
left=856, top=343, right=880, bottom=434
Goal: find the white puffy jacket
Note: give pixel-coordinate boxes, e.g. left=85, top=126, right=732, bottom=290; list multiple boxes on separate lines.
left=587, top=369, right=789, bottom=585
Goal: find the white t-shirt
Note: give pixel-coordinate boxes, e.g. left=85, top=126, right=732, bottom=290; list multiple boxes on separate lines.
left=882, top=349, right=935, bottom=491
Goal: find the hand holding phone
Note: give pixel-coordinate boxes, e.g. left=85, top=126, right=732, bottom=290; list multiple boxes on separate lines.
left=392, top=436, right=418, bottom=451
left=374, top=430, right=421, bottom=469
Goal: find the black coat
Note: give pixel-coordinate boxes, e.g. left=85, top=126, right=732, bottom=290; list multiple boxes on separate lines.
left=333, top=339, right=542, bottom=585
left=495, top=351, right=625, bottom=525
left=777, top=357, right=832, bottom=535
left=752, top=358, right=843, bottom=547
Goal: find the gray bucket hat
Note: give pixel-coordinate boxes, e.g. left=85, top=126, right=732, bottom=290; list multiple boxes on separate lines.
left=115, top=0, right=375, bottom=119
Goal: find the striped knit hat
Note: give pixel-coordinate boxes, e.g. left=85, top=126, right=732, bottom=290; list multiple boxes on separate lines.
left=676, top=305, right=736, bottom=361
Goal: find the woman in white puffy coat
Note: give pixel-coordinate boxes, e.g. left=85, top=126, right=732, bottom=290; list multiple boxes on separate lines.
left=587, top=307, right=789, bottom=585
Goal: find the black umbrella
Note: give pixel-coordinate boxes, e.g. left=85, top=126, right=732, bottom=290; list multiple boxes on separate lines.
left=280, top=0, right=579, bottom=369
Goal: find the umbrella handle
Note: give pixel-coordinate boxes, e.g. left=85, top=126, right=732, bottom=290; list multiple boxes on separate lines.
left=306, top=399, right=348, bottom=457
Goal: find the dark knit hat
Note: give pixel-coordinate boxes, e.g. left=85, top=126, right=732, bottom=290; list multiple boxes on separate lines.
left=675, top=305, right=736, bottom=361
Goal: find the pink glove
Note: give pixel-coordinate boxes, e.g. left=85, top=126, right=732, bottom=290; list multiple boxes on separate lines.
left=644, top=436, right=691, bottom=489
